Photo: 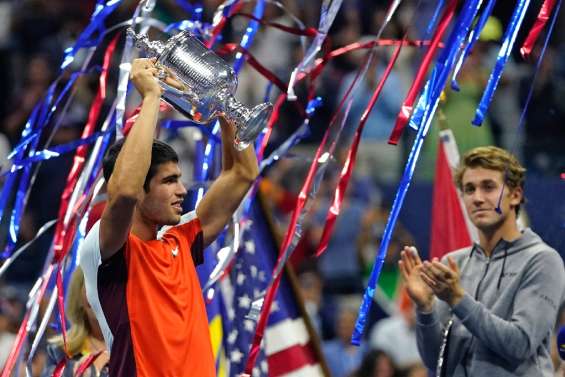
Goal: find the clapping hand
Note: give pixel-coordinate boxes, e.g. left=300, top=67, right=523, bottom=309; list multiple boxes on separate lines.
left=399, top=246, right=435, bottom=312
left=420, top=256, right=465, bottom=307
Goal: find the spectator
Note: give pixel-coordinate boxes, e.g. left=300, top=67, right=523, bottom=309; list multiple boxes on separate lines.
left=369, top=288, right=421, bottom=369
left=41, top=268, right=109, bottom=377
left=323, top=297, right=367, bottom=377
left=349, top=349, right=397, bottom=377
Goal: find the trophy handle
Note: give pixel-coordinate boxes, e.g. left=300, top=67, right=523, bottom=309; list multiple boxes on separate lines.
left=223, top=92, right=273, bottom=151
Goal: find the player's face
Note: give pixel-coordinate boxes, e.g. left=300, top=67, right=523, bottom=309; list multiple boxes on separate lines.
left=138, top=162, right=187, bottom=226
left=461, top=167, right=522, bottom=232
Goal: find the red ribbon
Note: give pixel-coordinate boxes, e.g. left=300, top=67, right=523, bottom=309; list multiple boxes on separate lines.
left=49, top=350, right=103, bottom=377
left=244, top=124, right=332, bottom=374
left=520, top=0, right=557, bottom=58
left=232, top=12, right=318, bottom=37
left=257, top=93, right=287, bottom=161
left=47, top=34, right=118, bottom=370
left=215, top=44, right=288, bottom=93
left=243, top=39, right=372, bottom=374
left=305, top=38, right=438, bottom=85
left=51, top=358, right=67, bottom=377
left=387, top=0, right=458, bottom=145
left=52, top=34, right=118, bottom=263
left=316, top=43, right=404, bottom=256
left=205, top=2, right=245, bottom=49
left=75, top=351, right=104, bottom=376
left=1, top=264, right=55, bottom=377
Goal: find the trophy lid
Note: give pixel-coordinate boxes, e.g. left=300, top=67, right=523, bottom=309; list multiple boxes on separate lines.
left=127, top=28, right=165, bottom=58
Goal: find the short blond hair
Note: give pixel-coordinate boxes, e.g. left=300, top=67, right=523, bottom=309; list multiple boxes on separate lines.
left=454, top=146, right=526, bottom=214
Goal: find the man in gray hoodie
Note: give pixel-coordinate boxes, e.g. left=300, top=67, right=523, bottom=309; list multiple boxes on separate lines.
left=399, top=146, right=565, bottom=376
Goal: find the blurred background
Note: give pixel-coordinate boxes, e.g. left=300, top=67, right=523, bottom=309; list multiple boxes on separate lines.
left=0, top=0, right=564, bottom=376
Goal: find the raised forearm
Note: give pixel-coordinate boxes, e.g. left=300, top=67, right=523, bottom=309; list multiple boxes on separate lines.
left=219, top=117, right=259, bottom=181
left=196, top=117, right=259, bottom=245
left=108, top=94, right=160, bottom=197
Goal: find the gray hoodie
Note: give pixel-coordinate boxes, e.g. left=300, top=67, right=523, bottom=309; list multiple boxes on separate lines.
left=416, top=228, right=565, bottom=376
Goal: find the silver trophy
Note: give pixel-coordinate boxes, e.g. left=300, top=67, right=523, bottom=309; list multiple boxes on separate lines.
left=127, top=28, right=273, bottom=150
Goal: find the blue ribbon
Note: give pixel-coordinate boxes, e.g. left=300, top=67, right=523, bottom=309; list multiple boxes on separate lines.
left=258, top=97, right=321, bottom=172
left=425, top=0, right=446, bottom=38
left=61, top=0, right=123, bottom=70
left=8, top=68, right=99, bottom=160
left=352, top=0, right=484, bottom=345
left=233, top=0, right=265, bottom=73
left=194, top=0, right=265, bottom=205
left=11, top=130, right=113, bottom=168
left=2, top=80, right=58, bottom=257
left=161, top=120, right=221, bottom=143
left=164, top=4, right=210, bottom=37
left=451, top=0, right=497, bottom=91
left=175, top=0, right=195, bottom=15
left=0, top=105, right=40, bottom=232
left=472, top=0, right=531, bottom=126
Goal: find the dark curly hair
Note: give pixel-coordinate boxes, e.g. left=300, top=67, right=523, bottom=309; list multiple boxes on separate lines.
left=102, top=138, right=179, bottom=192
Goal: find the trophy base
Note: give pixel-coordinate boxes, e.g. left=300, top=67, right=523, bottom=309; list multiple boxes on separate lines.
left=234, top=102, right=273, bottom=151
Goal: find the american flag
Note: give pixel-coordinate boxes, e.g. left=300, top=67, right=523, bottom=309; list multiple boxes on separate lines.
left=214, top=199, right=327, bottom=377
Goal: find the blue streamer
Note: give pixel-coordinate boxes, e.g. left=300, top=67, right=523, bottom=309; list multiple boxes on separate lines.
left=8, top=69, right=97, bottom=160
left=85, top=113, right=116, bottom=194
left=258, top=97, right=321, bottom=172
left=194, top=3, right=203, bottom=22
left=3, top=84, right=56, bottom=256
left=175, top=0, right=194, bottom=15
left=352, top=0, right=484, bottom=345
left=451, top=0, right=497, bottom=91
left=472, top=0, right=531, bottom=126
left=425, top=0, right=447, bottom=38
left=0, top=105, right=40, bottom=229
left=505, top=0, right=561, bottom=166
left=164, top=20, right=211, bottom=35
left=233, top=0, right=265, bottom=73
left=161, top=120, right=221, bottom=143
left=12, top=129, right=113, bottom=168
left=195, top=0, right=264, bottom=205
left=164, top=2, right=210, bottom=37
left=61, top=0, right=123, bottom=70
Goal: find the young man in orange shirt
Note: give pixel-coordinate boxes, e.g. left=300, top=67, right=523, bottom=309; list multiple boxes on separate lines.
left=79, top=58, right=259, bottom=376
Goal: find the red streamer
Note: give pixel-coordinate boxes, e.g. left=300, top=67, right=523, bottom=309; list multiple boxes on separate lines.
left=205, top=2, right=245, bottom=49
left=316, top=43, right=404, bottom=256
left=387, top=0, right=458, bottom=145
left=51, top=358, right=67, bottom=377
left=75, top=351, right=104, bottom=376
left=48, top=34, right=118, bottom=368
left=1, top=265, right=55, bottom=377
left=215, top=44, right=288, bottom=93
left=244, top=123, right=332, bottom=375
left=52, top=34, right=118, bottom=262
left=232, top=12, right=318, bottom=37
left=243, top=37, right=373, bottom=374
left=520, top=0, right=558, bottom=58
left=257, top=93, right=287, bottom=161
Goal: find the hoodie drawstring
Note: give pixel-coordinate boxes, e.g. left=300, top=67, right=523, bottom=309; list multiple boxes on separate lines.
left=496, top=246, right=509, bottom=290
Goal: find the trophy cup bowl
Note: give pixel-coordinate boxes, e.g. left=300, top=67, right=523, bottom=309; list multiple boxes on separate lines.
left=127, top=28, right=273, bottom=150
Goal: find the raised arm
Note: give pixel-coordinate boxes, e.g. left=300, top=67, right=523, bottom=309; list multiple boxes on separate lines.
left=196, top=117, right=259, bottom=246
left=99, top=58, right=162, bottom=260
